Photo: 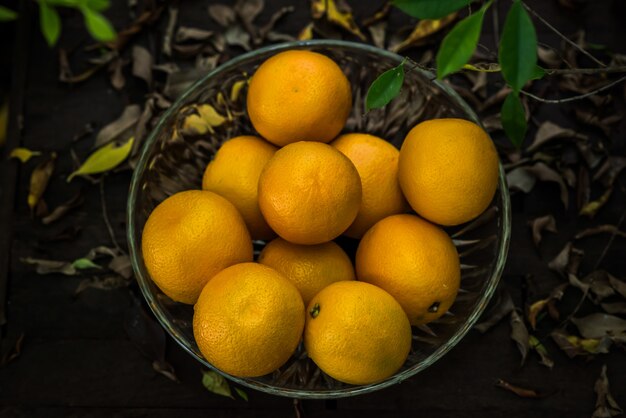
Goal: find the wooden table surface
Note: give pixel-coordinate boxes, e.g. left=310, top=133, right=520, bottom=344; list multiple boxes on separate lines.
left=1, top=0, right=625, bottom=416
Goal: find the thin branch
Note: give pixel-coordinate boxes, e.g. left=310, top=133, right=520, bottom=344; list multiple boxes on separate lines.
left=463, top=64, right=626, bottom=75
left=99, top=176, right=124, bottom=254
left=521, top=1, right=606, bottom=68
left=520, top=75, right=626, bottom=104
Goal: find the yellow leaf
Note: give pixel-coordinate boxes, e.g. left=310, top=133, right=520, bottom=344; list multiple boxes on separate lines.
left=182, top=104, right=227, bottom=135
left=0, top=98, right=8, bottom=147
left=298, top=22, right=314, bottom=40
left=566, top=335, right=601, bottom=353
left=68, top=137, right=134, bottom=182
left=311, top=0, right=365, bottom=41
left=580, top=187, right=613, bottom=218
left=463, top=63, right=502, bottom=73
left=527, top=299, right=548, bottom=330
left=230, top=80, right=247, bottom=102
left=390, top=13, right=457, bottom=53
left=10, top=147, right=42, bottom=163
left=28, top=152, right=56, bottom=211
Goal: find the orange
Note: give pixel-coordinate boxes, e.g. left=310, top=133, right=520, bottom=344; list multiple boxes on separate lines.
left=398, top=118, right=499, bottom=226
left=258, top=238, right=355, bottom=305
left=304, top=281, right=411, bottom=385
left=331, top=133, right=408, bottom=238
left=193, top=262, right=305, bottom=377
left=141, top=190, right=253, bottom=304
left=258, top=142, right=362, bottom=245
left=356, top=214, right=460, bottom=325
left=246, top=50, right=352, bottom=146
left=202, top=135, right=277, bottom=240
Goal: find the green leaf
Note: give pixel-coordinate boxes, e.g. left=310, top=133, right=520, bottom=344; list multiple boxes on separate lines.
left=9, top=147, right=42, bottom=163
left=71, top=258, right=102, bottom=270
left=0, top=5, right=18, bottom=21
left=234, top=387, right=248, bottom=401
left=67, top=137, right=134, bottom=181
left=86, top=0, right=110, bottom=11
left=201, top=370, right=234, bottom=399
left=80, top=7, right=116, bottom=42
left=39, top=1, right=62, bottom=46
left=498, top=1, right=538, bottom=92
left=501, top=92, right=527, bottom=148
left=530, top=65, right=546, bottom=81
left=393, top=0, right=472, bottom=19
left=436, top=2, right=490, bottom=79
left=365, top=59, right=406, bottom=111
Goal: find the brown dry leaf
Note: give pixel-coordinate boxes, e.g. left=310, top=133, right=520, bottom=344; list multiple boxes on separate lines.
left=594, top=156, right=626, bottom=188
left=108, top=254, right=132, bottom=279
left=42, top=192, right=84, bottom=225
left=108, top=57, right=126, bottom=91
left=132, top=45, right=153, bottom=87
left=164, top=68, right=210, bottom=99
left=474, top=291, right=515, bottom=333
left=580, top=187, right=613, bottom=218
left=368, top=21, right=386, bottom=49
left=208, top=4, right=236, bottom=27
left=548, top=242, right=572, bottom=276
left=527, top=121, right=587, bottom=153
left=258, top=6, right=294, bottom=42
left=74, top=276, right=129, bottom=296
left=95, top=105, right=141, bottom=148
left=537, top=45, right=561, bottom=68
left=601, top=301, right=626, bottom=315
left=510, top=310, right=529, bottom=365
left=176, top=27, right=213, bottom=42
left=584, top=271, right=616, bottom=302
left=575, top=108, right=621, bottom=137
left=506, top=166, right=537, bottom=194
left=28, top=152, right=56, bottom=214
left=224, top=25, right=251, bottom=50
left=575, top=225, right=626, bottom=240
left=567, top=248, right=585, bottom=276
left=527, top=283, right=567, bottom=329
left=105, top=6, right=164, bottom=51
left=608, top=275, right=626, bottom=299
left=572, top=313, right=626, bottom=339
left=593, top=365, right=623, bottom=418
left=0, top=333, right=25, bottom=368
left=311, top=0, right=366, bottom=41
left=550, top=329, right=611, bottom=358
left=525, top=162, right=569, bottom=209
left=390, top=13, right=457, bottom=53
left=20, top=257, right=77, bottom=276
left=298, top=22, right=314, bottom=40
left=495, top=379, right=544, bottom=398
left=528, top=215, right=557, bottom=248
left=58, top=49, right=108, bottom=84
left=363, top=1, right=391, bottom=27
left=529, top=335, right=554, bottom=368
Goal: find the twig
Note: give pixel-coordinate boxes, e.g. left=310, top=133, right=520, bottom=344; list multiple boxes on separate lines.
left=593, top=205, right=626, bottom=271
left=463, top=64, right=626, bottom=75
left=520, top=75, right=626, bottom=104
left=521, top=1, right=606, bottom=68
left=99, top=177, right=124, bottom=254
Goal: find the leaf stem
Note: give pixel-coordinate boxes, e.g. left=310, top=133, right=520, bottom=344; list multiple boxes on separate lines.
left=520, top=75, right=626, bottom=104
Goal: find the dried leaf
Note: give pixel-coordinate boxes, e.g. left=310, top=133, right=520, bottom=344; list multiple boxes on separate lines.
left=258, top=6, right=294, bottom=42
left=580, top=187, right=613, bottom=218
left=495, top=379, right=543, bottom=398
left=474, top=291, right=515, bottom=333
left=577, top=165, right=589, bottom=210
left=21, top=257, right=77, bottom=276
left=105, top=6, right=164, bottom=51
left=593, top=365, right=623, bottom=418
left=390, top=13, right=457, bottom=53
left=108, top=254, right=132, bottom=279
left=594, top=157, right=626, bottom=188
left=208, top=4, right=236, bottom=27
left=510, top=310, right=529, bottom=365
left=41, top=192, right=84, bottom=225
left=132, top=45, right=153, bottom=87
left=551, top=329, right=591, bottom=358
left=363, top=1, right=391, bottom=26
left=68, top=137, right=134, bottom=181
left=153, top=360, right=179, bottom=382
left=9, top=147, right=42, bottom=163
left=175, top=27, right=213, bottom=42
left=95, top=104, right=141, bottom=148
left=527, top=120, right=587, bottom=153
left=608, top=275, right=626, bottom=299
left=537, top=45, right=561, bottom=68
left=202, top=370, right=234, bottom=399
left=506, top=166, right=536, bottom=193
left=525, top=162, right=569, bottom=209
left=528, top=215, right=557, bottom=248
left=311, top=0, right=366, bottom=41
left=230, top=80, right=247, bottom=103
left=583, top=271, right=616, bottom=302
left=164, top=67, right=209, bottom=99
left=74, top=275, right=128, bottom=296
left=601, top=301, right=626, bottom=315
left=548, top=242, right=572, bottom=276
left=368, top=21, right=386, bottom=49
left=528, top=283, right=567, bottom=329
left=28, top=153, right=56, bottom=213
left=572, top=313, right=626, bottom=339
left=181, top=105, right=227, bottom=135
left=575, top=108, right=620, bottom=138
left=235, top=0, right=264, bottom=24
left=108, top=57, right=126, bottom=90
left=529, top=335, right=554, bottom=368
left=234, top=387, right=248, bottom=401
left=224, top=25, right=251, bottom=50
left=298, top=22, right=314, bottom=40
left=0, top=333, right=25, bottom=368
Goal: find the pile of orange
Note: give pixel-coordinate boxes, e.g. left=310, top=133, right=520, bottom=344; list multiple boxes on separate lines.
left=141, top=50, right=499, bottom=385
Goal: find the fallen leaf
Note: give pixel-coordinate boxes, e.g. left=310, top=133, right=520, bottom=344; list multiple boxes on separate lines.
left=527, top=283, right=567, bottom=329
left=132, top=45, right=153, bottom=87
left=202, top=370, right=234, bottom=399
left=601, top=301, right=626, bottom=315
left=208, top=4, right=236, bottom=27
left=164, top=67, right=209, bottom=99
left=525, top=162, right=569, bottom=209
left=68, top=137, right=134, bottom=181
left=390, top=13, right=457, bottom=52
left=575, top=108, right=620, bottom=138
left=152, top=360, right=179, bottom=383
left=195, top=55, right=220, bottom=71
left=576, top=141, right=604, bottom=169
left=572, top=313, right=626, bottom=339
left=74, top=275, right=128, bottom=296
left=230, top=80, right=247, bottom=103
left=108, top=57, right=126, bottom=90
left=608, top=275, right=626, bottom=299
left=41, top=192, right=84, bottom=225
left=258, top=6, right=294, bottom=42
left=583, top=271, right=616, bottom=302
left=551, top=329, right=592, bottom=358
left=0, top=333, right=25, bottom=368
left=527, top=120, right=587, bottom=153
left=577, top=165, right=590, bottom=211
left=537, top=45, right=561, bottom=68
left=362, top=0, right=392, bottom=26
left=181, top=105, right=227, bottom=135
left=506, top=166, right=537, bottom=194
left=175, top=27, right=213, bottom=42
left=474, top=291, right=515, bottom=333
left=548, top=242, right=572, bottom=276
left=528, top=215, right=557, bottom=248
left=311, top=0, right=366, bottom=41
left=567, top=248, right=585, bottom=276
left=224, top=25, right=251, bottom=50
left=9, top=147, right=41, bottom=163
left=592, top=365, right=623, bottom=418
left=298, top=22, right=314, bottom=40
left=368, top=21, right=386, bottom=49
left=104, top=5, right=164, bottom=51
left=94, top=104, right=141, bottom=148
left=594, top=157, right=626, bottom=188
left=108, top=254, right=132, bottom=279
left=28, top=152, right=56, bottom=213
left=580, top=187, right=613, bottom=218
left=495, top=379, right=544, bottom=398
left=576, top=225, right=626, bottom=242
left=21, top=257, right=78, bottom=275
left=510, top=310, right=529, bottom=365
left=529, top=335, right=554, bottom=368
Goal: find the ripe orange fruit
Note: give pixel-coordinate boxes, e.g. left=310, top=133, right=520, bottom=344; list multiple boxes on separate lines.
left=202, top=135, right=277, bottom=240
left=398, top=118, right=499, bottom=226
left=141, top=190, right=253, bottom=304
left=193, top=262, right=305, bottom=377
left=258, top=141, right=362, bottom=245
left=304, top=281, right=411, bottom=385
left=258, top=238, right=355, bottom=306
left=356, top=214, right=460, bottom=325
left=246, top=50, right=352, bottom=146
left=331, top=133, right=408, bottom=238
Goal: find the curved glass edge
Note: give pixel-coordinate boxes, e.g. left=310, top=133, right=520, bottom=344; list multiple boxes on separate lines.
left=127, top=39, right=512, bottom=399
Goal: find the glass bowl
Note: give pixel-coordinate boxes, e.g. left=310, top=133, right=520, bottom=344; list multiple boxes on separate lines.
left=127, top=40, right=511, bottom=399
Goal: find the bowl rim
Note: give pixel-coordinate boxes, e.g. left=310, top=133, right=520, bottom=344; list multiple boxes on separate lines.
left=127, top=39, right=512, bottom=399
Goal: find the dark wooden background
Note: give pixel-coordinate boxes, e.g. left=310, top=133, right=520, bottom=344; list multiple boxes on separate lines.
left=1, top=0, right=625, bottom=417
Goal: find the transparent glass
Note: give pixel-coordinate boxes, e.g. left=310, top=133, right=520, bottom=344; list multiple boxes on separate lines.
left=127, top=40, right=511, bottom=399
